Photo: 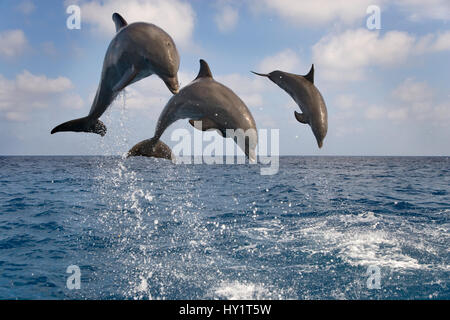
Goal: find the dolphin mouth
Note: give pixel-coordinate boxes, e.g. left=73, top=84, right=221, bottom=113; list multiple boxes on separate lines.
left=162, top=75, right=180, bottom=94
left=169, top=86, right=179, bottom=94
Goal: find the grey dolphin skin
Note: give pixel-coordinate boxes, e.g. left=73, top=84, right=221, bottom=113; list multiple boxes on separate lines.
left=127, top=139, right=174, bottom=160
left=252, top=65, right=328, bottom=148
left=51, top=13, right=180, bottom=136
left=127, top=59, right=258, bottom=162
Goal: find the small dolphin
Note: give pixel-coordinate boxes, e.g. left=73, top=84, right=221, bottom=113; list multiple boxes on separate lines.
left=127, top=139, right=174, bottom=160
left=51, top=13, right=180, bottom=136
left=252, top=65, right=328, bottom=148
left=128, top=59, right=258, bottom=162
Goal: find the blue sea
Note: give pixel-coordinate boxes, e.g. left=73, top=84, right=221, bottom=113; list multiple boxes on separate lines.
left=0, top=156, right=448, bottom=300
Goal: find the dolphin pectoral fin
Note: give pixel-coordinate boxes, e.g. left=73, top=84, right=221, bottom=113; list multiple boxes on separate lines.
left=189, top=118, right=225, bottom=137
left=294, top=111, right=308, bottom=124
left=112, top=13, right=128, bottom=32
left=112, top=66, right=139, bottom=93
left=189, top=118, right=217, bottom=130
left=303, top=64, right=314, bottom=84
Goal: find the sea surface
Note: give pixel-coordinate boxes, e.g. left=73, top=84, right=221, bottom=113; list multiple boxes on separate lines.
left=0, top=156, right=448, bottom=299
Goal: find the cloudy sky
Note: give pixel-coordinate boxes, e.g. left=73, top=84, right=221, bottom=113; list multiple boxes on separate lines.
left=0, top=0, right=449, bottom=156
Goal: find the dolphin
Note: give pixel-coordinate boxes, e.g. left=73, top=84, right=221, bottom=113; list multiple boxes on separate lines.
left=51, top=13, right=180, bottom=136
left=127, top=59, right=258, bottom=162
left=127, top=139, right=174, bottom=160
left=252, top=65, right=328, bottom=148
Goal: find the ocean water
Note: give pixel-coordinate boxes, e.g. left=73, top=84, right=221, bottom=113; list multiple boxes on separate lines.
left=0, top=156, right=448, bottom=300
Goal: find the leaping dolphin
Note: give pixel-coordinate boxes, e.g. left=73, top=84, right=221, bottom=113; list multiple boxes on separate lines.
left=252, top=65, right=328, bottom=148
left=127, top=59, right=258, bottom=162
left=51, top=13, right=180, bottom=136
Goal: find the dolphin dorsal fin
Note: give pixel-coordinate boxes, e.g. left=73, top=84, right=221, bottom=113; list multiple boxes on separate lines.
left=112, top=13, right=128, bottom=32
left=303, top=64, right=314, bottom=84
left=195, top=59, right=213, bottom=80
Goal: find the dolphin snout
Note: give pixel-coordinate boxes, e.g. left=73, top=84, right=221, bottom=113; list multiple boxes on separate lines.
left=163, top=75, right=180, bottom=94
left=251, top=71, right=269, bottom=78
left=313, top=127, right=326, bottom=149
left=248, top=149, right=257, bottom=164
left=318, top=140, right=323, bottom=148
left=315, top=137, right=324, bottom=149
left=251, top=71, right=276, bottom=84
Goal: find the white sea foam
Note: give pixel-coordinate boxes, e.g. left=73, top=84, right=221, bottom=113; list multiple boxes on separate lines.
left=238, top=211, right=447, bottom=272
left=213, top=281, right=271, bottom=300
left=302, top=211, right=449, bottom=271
left=323, top=229, right=423, bottom=269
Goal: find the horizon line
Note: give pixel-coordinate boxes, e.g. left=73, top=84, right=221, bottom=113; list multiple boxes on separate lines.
left=0, top=155, right=449, bottom=158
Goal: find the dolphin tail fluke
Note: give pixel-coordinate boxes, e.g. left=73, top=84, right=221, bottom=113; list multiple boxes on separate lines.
left=127, top=137, right=173, bottom=160
left=50, top=117, right=107, bottom=136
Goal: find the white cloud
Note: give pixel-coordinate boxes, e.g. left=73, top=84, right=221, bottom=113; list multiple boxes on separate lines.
left=215, top=6, right=239, bottom=33
left=432, top=32, right=450, bottom=51
left=416, top=31, right=450, bottom=53
left=335, top=125, right=363, bottom=137
left=365, top=105, right=409, bottom=121
left=391, top=78, right=435, bottom=119
left=252, top=0, right=449, bottom=27
left=0, top=30, right=28, bottom=58
left=333, top=94, right=363, bottom=121
left=365, top=106, right=386, bottom=120
left=254, top=0, right=378, bottom=26
left=432, top=102, right=450, bottom=125
left=61, top=93, right=85, bottom=110
left=333, top=78, right=447, bottom=126
left=0, top=71, right=81, bottom=121
left=72, top=0, right=196, bottom=47
left=365, top=106, right=413, bottom=122
left=392, top=78, right=433, bottom=105
left=387, top=107, right=409, bottom=121
left=395, top=0, right=450, bottom=21
left=257, top=49, right=302, bottom=73
left=335, top=94, right=358, bottom=111
left=15, top=71, right=73, bottom=94
left=363, top=78, right=447, bottom=123
left=16, top=1, right=35, bottom=15
left=312, top=28, right=450, bottom=83
left=5, top=111, right=29, bottom=122
left=123, top=78, right=170, bottom=113
left=313, top=29, right=415, bottom=81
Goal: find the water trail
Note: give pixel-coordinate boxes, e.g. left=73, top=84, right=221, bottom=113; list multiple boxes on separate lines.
left=74, top=92, right=203, bottom=299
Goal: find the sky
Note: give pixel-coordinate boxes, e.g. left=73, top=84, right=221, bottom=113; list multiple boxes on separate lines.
left=0, top=0, right=449, bottom=156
